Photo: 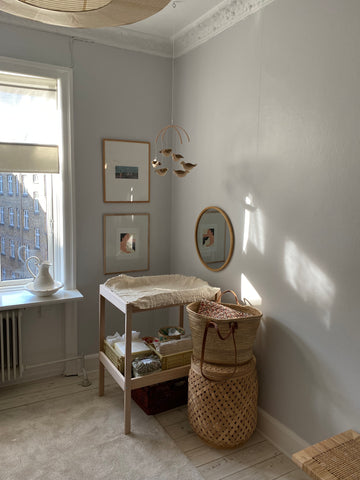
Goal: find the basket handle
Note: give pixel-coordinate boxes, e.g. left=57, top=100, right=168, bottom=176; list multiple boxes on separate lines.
left=216, top=290, right=245, bottom=306
left=200, top=320, right=238, bottom=382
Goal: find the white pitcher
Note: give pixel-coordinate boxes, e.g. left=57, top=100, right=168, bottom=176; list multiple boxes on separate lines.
left=26, top=256, right=56, bottom=291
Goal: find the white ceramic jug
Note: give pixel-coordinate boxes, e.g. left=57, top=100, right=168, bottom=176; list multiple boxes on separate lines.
left=26, top=256, right=56, bottom=290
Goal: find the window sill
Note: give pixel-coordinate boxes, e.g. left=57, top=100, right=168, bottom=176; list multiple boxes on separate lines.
left=0, top=287, right=83, bottom=310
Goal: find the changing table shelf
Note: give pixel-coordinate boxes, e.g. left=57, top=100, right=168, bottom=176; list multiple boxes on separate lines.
left=98, top=276, right=220, bottom=434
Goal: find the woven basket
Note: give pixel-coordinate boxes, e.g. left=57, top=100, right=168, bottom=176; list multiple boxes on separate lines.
left=147, top=342, right=192, bottom=370
left=188, top=356, right=258, bottom=449
left=104, top=340, right=152, bottom=374
left=187, top=296, right=262, bottom=366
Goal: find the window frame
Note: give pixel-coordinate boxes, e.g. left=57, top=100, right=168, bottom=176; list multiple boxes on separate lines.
left=0, top=56, right=75, bottom=291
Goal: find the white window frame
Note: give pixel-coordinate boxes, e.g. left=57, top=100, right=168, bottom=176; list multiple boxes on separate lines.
left=7, top=174, right=13, bottom=195
left=35, top=228, right=40, bottom=249
left=0, top=207, right=4, bottom=225
left=23, top=209, right=29, bottom=230
left=10, top=240, right=15, bottom=258
left=0, top=175, right=3, bottom=194
left=1, top=237, right=5, bottom=256
left=0, top=56, right=75, bottom=291
left=9, top=207, right=14, bottom=227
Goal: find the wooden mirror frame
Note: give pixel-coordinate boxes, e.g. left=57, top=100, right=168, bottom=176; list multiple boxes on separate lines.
left=195, top=206, right=234, bottom=272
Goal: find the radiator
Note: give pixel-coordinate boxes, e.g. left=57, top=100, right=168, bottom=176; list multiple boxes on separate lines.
left=0, top=309, right=23, bottom=383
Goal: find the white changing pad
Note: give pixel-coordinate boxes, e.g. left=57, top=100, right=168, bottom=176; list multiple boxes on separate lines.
left=104, top=274, right=220, bottom=309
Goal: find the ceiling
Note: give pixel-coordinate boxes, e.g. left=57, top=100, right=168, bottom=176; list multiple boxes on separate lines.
left=0, top=0, right=271, bottom=57
left=122, top=0, right=225, bottom=39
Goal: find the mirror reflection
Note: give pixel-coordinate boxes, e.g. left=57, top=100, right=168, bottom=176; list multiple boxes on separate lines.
left=195, top=206, right=234, bottom=272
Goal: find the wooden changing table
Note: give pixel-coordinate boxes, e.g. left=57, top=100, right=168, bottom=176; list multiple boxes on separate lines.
left=98, top=275, right=219, bottom=434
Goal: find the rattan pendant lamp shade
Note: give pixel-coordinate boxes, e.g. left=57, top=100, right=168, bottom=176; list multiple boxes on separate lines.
left=0, top=0, right=171, bottom=28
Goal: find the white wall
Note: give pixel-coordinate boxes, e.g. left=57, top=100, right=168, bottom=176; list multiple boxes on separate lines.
left=171, top=0, right=360, bottom=445
left=0, top=22, right=172, bottom=373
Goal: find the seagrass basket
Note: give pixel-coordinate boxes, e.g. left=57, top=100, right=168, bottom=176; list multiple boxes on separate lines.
left=186, top=300, right=262, bottom=366
left=188, top=356, right=258, bottom=449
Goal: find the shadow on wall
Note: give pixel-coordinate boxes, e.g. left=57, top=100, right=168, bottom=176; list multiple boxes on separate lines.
left=220, top=160, right=360, bottom=443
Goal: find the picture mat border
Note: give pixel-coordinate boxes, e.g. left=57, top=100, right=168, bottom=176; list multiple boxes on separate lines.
left=102, top=139, right=150, bottom=203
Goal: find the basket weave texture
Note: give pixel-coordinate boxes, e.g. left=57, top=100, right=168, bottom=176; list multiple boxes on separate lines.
left=187, top=301, right=262, bottom=366
left=188, top=356, right=258, bottom=449
left=104, top=340, right=152, bottom=374
left=147, top=342, right=192, bottom=370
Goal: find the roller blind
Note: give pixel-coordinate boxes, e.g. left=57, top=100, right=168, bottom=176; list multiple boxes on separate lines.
left=0, top=71, right=59, bottom=173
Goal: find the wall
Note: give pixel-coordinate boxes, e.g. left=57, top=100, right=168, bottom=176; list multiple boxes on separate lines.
left=0, top=22, right=172, bottom=375
left=171, top=0, right=360, bottom=445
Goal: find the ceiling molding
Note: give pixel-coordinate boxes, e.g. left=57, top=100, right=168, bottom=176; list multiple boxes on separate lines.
left=174, top=0, right=276, bottom=57
left=0, top=10, right=172, bottom=57
left=0, top=0, right=274, bottom=58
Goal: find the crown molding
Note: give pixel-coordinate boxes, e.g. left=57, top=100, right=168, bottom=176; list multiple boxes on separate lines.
left=174, top=0, right=276, bottom=57
left=0, top=11, right=172, bottom=57
left=0, top=0, right=274, bottom=58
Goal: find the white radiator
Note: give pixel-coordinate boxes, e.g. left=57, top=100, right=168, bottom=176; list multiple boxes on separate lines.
left=0, top=309, right=23, bottom=383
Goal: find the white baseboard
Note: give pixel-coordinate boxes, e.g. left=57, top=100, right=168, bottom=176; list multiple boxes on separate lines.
left=257, top=407, right=309, bottom=458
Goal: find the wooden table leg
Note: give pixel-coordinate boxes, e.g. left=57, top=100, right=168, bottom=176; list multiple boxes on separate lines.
left=179, top=304, right=184, bottom=328
left=124, top=306, right=132, bottom=434
left=99, top=293, right=105, bottom=397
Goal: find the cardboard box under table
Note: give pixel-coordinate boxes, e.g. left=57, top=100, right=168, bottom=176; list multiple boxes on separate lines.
left=98, top=274, right=220, bottom=434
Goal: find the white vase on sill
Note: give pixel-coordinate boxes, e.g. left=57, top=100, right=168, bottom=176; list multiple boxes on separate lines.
left=25, top=256, right=63, bottom=296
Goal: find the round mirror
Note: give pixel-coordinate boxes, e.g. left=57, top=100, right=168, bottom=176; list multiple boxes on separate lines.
left=195, top=206, right=234, bottom=272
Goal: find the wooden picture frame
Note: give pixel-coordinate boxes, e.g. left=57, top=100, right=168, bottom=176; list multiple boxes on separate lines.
left=103, top=213, right=150, bottom=274
left=103, top=139, right=150, bottom=203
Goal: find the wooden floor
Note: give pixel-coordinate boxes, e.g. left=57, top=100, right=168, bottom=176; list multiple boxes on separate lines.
left=0, top=372, right=308, bottom=480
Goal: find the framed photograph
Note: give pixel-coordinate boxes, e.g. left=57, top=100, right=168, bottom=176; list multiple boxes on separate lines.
left=197, top=210, right=226, bottom=264
left=103, top=139, right=150, bottom=203
left=103, top=213, right=149, bottom=274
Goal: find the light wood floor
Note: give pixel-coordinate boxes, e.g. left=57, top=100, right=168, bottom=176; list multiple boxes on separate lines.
left=0, top=372, right=308, bottom=480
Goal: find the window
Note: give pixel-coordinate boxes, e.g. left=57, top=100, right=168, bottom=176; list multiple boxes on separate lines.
left=35, top=228, right=40, bottom=249
left=34, top=192, right=40, bottom=214
left=1, top=237, right=5, bottom=255
left=7, top=174, right=13, bottom=195
left=23, top=209, right=29, bottom=230
left=9, top=207, right=14, bottom=227
left=0, top=57, right=74, bottom=288
left=10, top=240, right=15, bottom=259
left=0, top=175, right=3, bottom=194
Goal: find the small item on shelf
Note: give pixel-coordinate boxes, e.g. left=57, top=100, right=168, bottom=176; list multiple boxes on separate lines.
left=114, top=340, right=151, bottom=356
left=158, top=326, right=185, bottom=342
left=157, top=336, right=193, bottom=356
left=142, top=336, right=160, bottom=347
left=132, top=355, right=162, bottom=377
left=106, top=330, right=141, bottom=346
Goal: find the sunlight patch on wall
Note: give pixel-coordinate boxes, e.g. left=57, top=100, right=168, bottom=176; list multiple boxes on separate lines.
left=241, top=273, right=262, bottom=306
left=284, top=240, right=335, bottom=327
left=242, top=194, right=265, bottom=255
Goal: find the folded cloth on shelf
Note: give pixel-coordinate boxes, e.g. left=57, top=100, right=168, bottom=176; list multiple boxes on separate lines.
left=158, top=337, right=193, bottom=356
left=104, top=274, right=220, bottom=309
left=114, top=341, right=151, bottom=356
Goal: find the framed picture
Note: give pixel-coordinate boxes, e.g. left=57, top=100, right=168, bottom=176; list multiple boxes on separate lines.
left=103, top=213, right=149, bottom=274
left=197, top=210, right=226, bottom=264
left=103, top=139, right=150, bottom=203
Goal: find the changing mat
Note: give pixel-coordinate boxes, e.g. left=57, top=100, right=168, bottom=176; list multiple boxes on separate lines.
left=104, top=274, right=220, bottom=309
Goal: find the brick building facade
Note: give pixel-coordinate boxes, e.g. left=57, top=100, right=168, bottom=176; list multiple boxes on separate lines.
left=0, top=172, right=48, bottom=281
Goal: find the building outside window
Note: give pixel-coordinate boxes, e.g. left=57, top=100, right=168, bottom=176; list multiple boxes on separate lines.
left=0, top=175, right=3, bottom=194
left=23, top=209, right=29, bottom=230
left=0, top=58, right=74, bottom=288
left=1, top=237, right=5, bottom=256
left=10, top=240, right=15, bottom=258
left=34, top=192, right=40, bottom=214
left=35, top=228, right=40, bottom=249
left=7, top=174, right=13, bottom=195
left=9, top=207, right=14, bottom=227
